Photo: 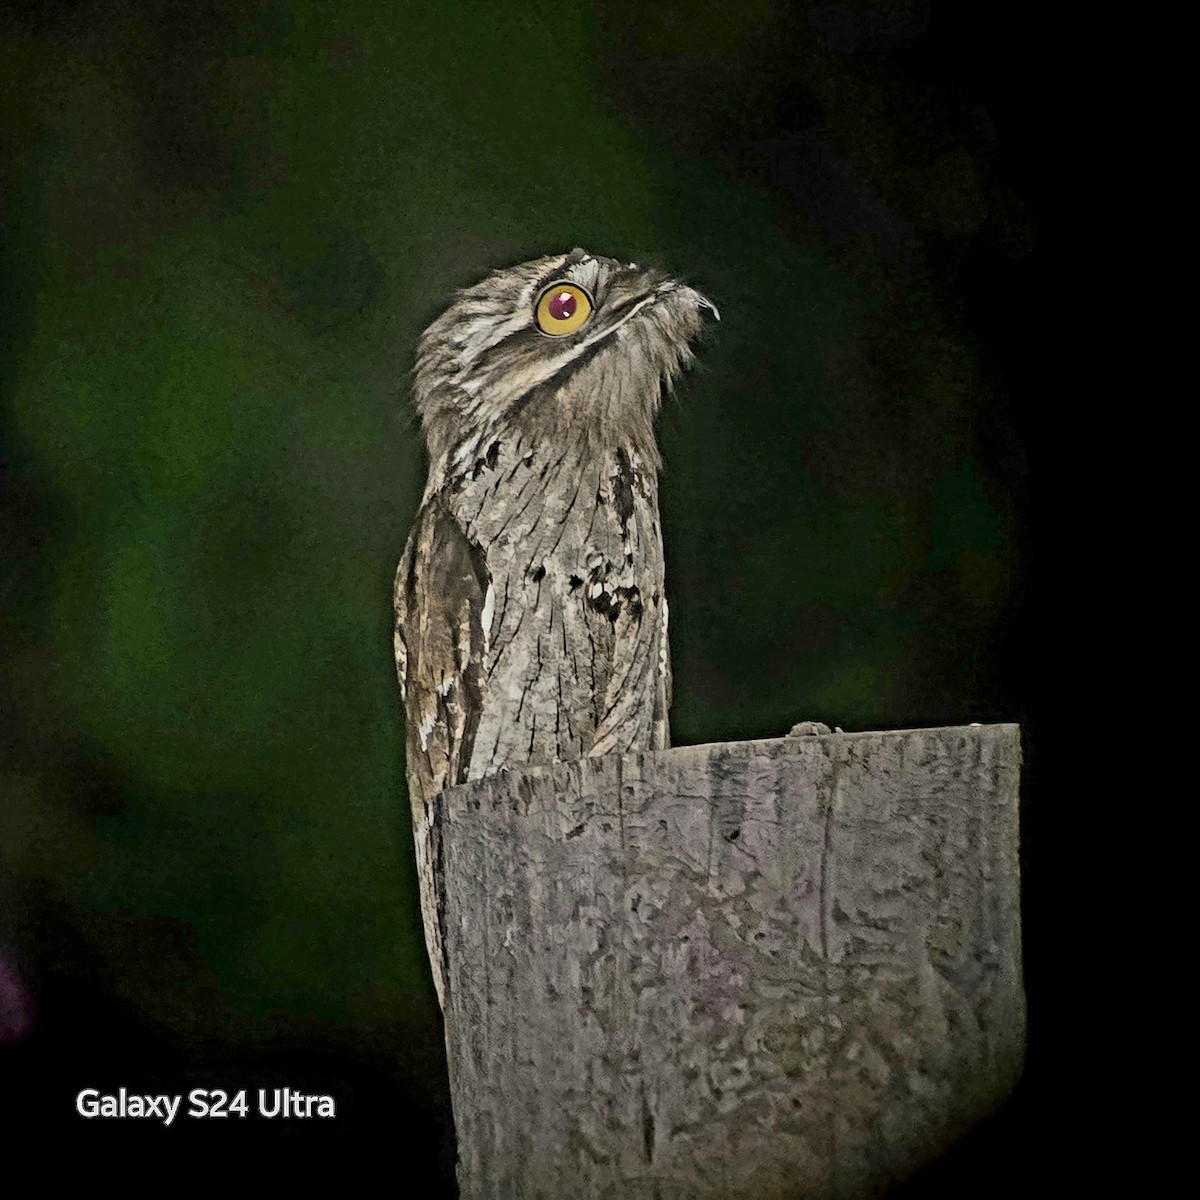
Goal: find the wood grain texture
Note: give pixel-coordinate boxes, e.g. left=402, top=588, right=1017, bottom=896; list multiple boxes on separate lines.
left=436, top=724, right=1024, bottom=1199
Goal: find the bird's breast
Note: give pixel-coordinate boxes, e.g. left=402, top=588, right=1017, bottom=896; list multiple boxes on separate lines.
left=440, top=432, right=668, bottom=776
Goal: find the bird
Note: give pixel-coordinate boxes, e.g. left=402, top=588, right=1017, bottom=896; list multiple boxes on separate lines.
left=394, top=247, right=716, bottom=1005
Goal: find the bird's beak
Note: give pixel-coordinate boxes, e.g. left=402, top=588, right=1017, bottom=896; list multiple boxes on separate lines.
left=691, top=290, right=720, bottom=321
left=659, top=283, right=719, bottom=321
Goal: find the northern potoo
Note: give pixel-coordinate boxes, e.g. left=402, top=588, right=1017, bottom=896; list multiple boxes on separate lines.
left=394, top=248, right=716, bottom=1004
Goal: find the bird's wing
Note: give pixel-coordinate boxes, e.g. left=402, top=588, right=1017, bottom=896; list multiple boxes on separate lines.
left=394, top=494, right=490, bottom=1007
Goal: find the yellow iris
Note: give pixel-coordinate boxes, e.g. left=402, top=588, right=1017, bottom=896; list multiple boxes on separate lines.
left=534, top=282, right=593, bottom=336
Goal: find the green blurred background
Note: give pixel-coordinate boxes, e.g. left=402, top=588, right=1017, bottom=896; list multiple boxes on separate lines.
left=1, top=0, right=1040, bottom=1181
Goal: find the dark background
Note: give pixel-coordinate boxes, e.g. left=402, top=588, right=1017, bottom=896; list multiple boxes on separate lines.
left=1, top=0, right=1050, bottom=1190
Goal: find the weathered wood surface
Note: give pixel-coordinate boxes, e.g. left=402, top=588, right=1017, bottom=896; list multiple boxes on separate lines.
left=437, top=724, right=1024, bottom=1199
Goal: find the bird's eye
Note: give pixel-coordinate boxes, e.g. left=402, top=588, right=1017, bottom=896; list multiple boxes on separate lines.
left=535, top=282, right=592, bottom=336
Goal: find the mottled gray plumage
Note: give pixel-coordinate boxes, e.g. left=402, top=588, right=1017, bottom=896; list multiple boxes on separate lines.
left=395, top=248, right=715, bottom=1004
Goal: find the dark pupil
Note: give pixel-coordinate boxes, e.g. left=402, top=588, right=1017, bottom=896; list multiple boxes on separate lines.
left=548, top=290, right=577, bottom=321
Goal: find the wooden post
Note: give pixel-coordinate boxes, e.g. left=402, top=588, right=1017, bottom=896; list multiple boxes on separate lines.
left=436, top=724, right=1023, bottom=1199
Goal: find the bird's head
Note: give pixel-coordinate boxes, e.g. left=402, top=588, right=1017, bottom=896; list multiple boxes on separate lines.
left=413, top=248, right=717, bottom=477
